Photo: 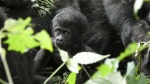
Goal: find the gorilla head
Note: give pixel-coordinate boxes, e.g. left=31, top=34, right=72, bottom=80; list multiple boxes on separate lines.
left=52, top=7, right=89, bottom=51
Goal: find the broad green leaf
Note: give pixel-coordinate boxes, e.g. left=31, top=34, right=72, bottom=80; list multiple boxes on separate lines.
left=73, top=52, right=109, bottom=64
left=137, top=74, right=148, bottom=84
left=3, top=17, right=41, bottom=53
left=0, top=33, right=6, bottom=39
left=104, top=58, right=119, bottom=72
left=5, top=32, right=39, bottom=53
left=4, top=18, right=31, bottom=32
left=128, top=73, right=148, bottom=84
left=34, top=30, right=53, bottom=52
left=144, top=0, right=150, bottom=2
left=128, top=68, right=148, bottom=84
left=23, top=27, right=34, bottom=35
left=78, top=65, right=81, bottom=70
left=66, top=72, right=76, bottom=84
left=85, top=78, right=111, bottom=84
left=58, top=49, right=69, bottom=62
left=125, top=61, right=135, bottom=76
left=92, top=58, right=119, bottom=78
left=104, top=72, right=126, bottom=84
left=66, top=59, right=79, bottom=73
left=92, top=64, right=113, bottom=78
left=86, top=72, right=126, bottom=84
left=117, top=42, right=147, bottom=61
left=117, top=43, right=138, bottom=61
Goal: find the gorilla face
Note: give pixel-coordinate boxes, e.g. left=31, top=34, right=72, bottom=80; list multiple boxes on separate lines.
left=52, top=7, right=89, bottom=51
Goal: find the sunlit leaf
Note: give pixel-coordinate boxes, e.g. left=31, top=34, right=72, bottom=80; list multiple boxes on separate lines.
left=125, top=61, right=135, bottom=76
left=34, top=30, right=53, bottom=52
left=5, top=33, right=39, bottom=53
left=92, top=64, right=113, bottom=78
left=58, top=49, right=69, bottom=62
left=104, top=72, right=126, bottom=84
left=104, top=58, right=119, bottom=72
left=117, top=43, right=138, bottom=61
left=66, top=59, right=79, bottom=73
left=0, top=33, right=6, bottom=39
left=144, top=0, right=150, bottom=2
left=66, top=72, right=76, bottom=84
left=85, top=78, right=111, bottom=84
left=86, top=72, right=126, bottom=84
left=127, top=67, right=148, bottom=84
left=3, top=18, right=42, bottom=53
left=92, top=58, right=119, bottom=78
left=73, top=52, right=109, bottom=64
left=4, top=17, right=31, bottom=32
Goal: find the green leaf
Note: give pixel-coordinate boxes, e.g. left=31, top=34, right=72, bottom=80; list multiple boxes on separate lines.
left=127, top=68, right=148, bottom=84
left=117, top=43, right=138, bottom=61
left=3, top=17, right=42, bottom=53
left=86, top=72, right=126, bottom=84
left=5, top=32, right=39, bottom=53
left=85, top=78, right=111, bottom=84
left=144, top=0, right=150, bottom=2
left=4, top=18, right=31, bottom=32
left=58, top=49, right=69, bottom=62
left=66, top=72, right=77, bottom=84
left=34, top=30, right=53, bottom=52
left=92, top=58, right=119, bottom=78
left=93, top=64, right=113, bottom=78
left=104, top=59, right=119, bottom=72
left=73, top=52, right=109, bottom=64
left=0, top=33, right=6, bottom=39
left=66, top=59, right=79, bottom=73
left=104, top=72, right=126, bottom=84
left=23, top=27, right=34, bottom=35
left=125, top=61, right=135, bottom=76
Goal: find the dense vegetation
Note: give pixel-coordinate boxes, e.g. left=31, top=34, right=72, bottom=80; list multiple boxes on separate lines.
left=1, top=0, right=150, bottom=84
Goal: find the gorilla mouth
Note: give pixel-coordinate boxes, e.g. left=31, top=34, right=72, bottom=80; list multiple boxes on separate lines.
left=56, top=43, right=68, bottom=50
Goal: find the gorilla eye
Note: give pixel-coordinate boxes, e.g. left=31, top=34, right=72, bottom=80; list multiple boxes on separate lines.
left=55, top=29, right=61, bottom=35
left=64, top=31, right=69, bottom=36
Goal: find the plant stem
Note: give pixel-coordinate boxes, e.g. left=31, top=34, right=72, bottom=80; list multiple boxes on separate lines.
left=0, top=78, right=8, bottom=84
left=0, top=31, right=13, bottom=84
left=0, top=38, right=14, bottom=84
left=44, top=62, right=66, bottom=84
left=81, top=65, right=91, bottom=78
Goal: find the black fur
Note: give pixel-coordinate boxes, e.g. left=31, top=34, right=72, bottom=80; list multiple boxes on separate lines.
left=103, top=0, right=150, bottom=75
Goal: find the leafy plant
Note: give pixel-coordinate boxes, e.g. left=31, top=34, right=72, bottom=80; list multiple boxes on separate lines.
left=0, top=17, right=53, bottom=84
left=44, top=48, right=109, bottom=84
left=85, top=43, right=148, bottom=84
left=33, top=0, right=54, bottom=16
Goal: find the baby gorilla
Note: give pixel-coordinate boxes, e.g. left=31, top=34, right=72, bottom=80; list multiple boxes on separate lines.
left=33, top=7, right=91, bottom=83
left=52, top=7, right=89, bottom=56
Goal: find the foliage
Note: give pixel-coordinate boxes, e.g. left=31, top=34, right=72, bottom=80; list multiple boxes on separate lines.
left=33, top=0, right=54, bottom=16
left=0, top=17, right=53, bottom=84
left=1, top=0, right=150, bottom=84
left=59, top=43, right=148, bottom=84
left=3, top=18, right=53, bottom=53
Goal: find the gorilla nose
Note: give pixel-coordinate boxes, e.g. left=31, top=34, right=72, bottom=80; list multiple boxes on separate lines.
left=56, top=38, right=63, bottom=43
